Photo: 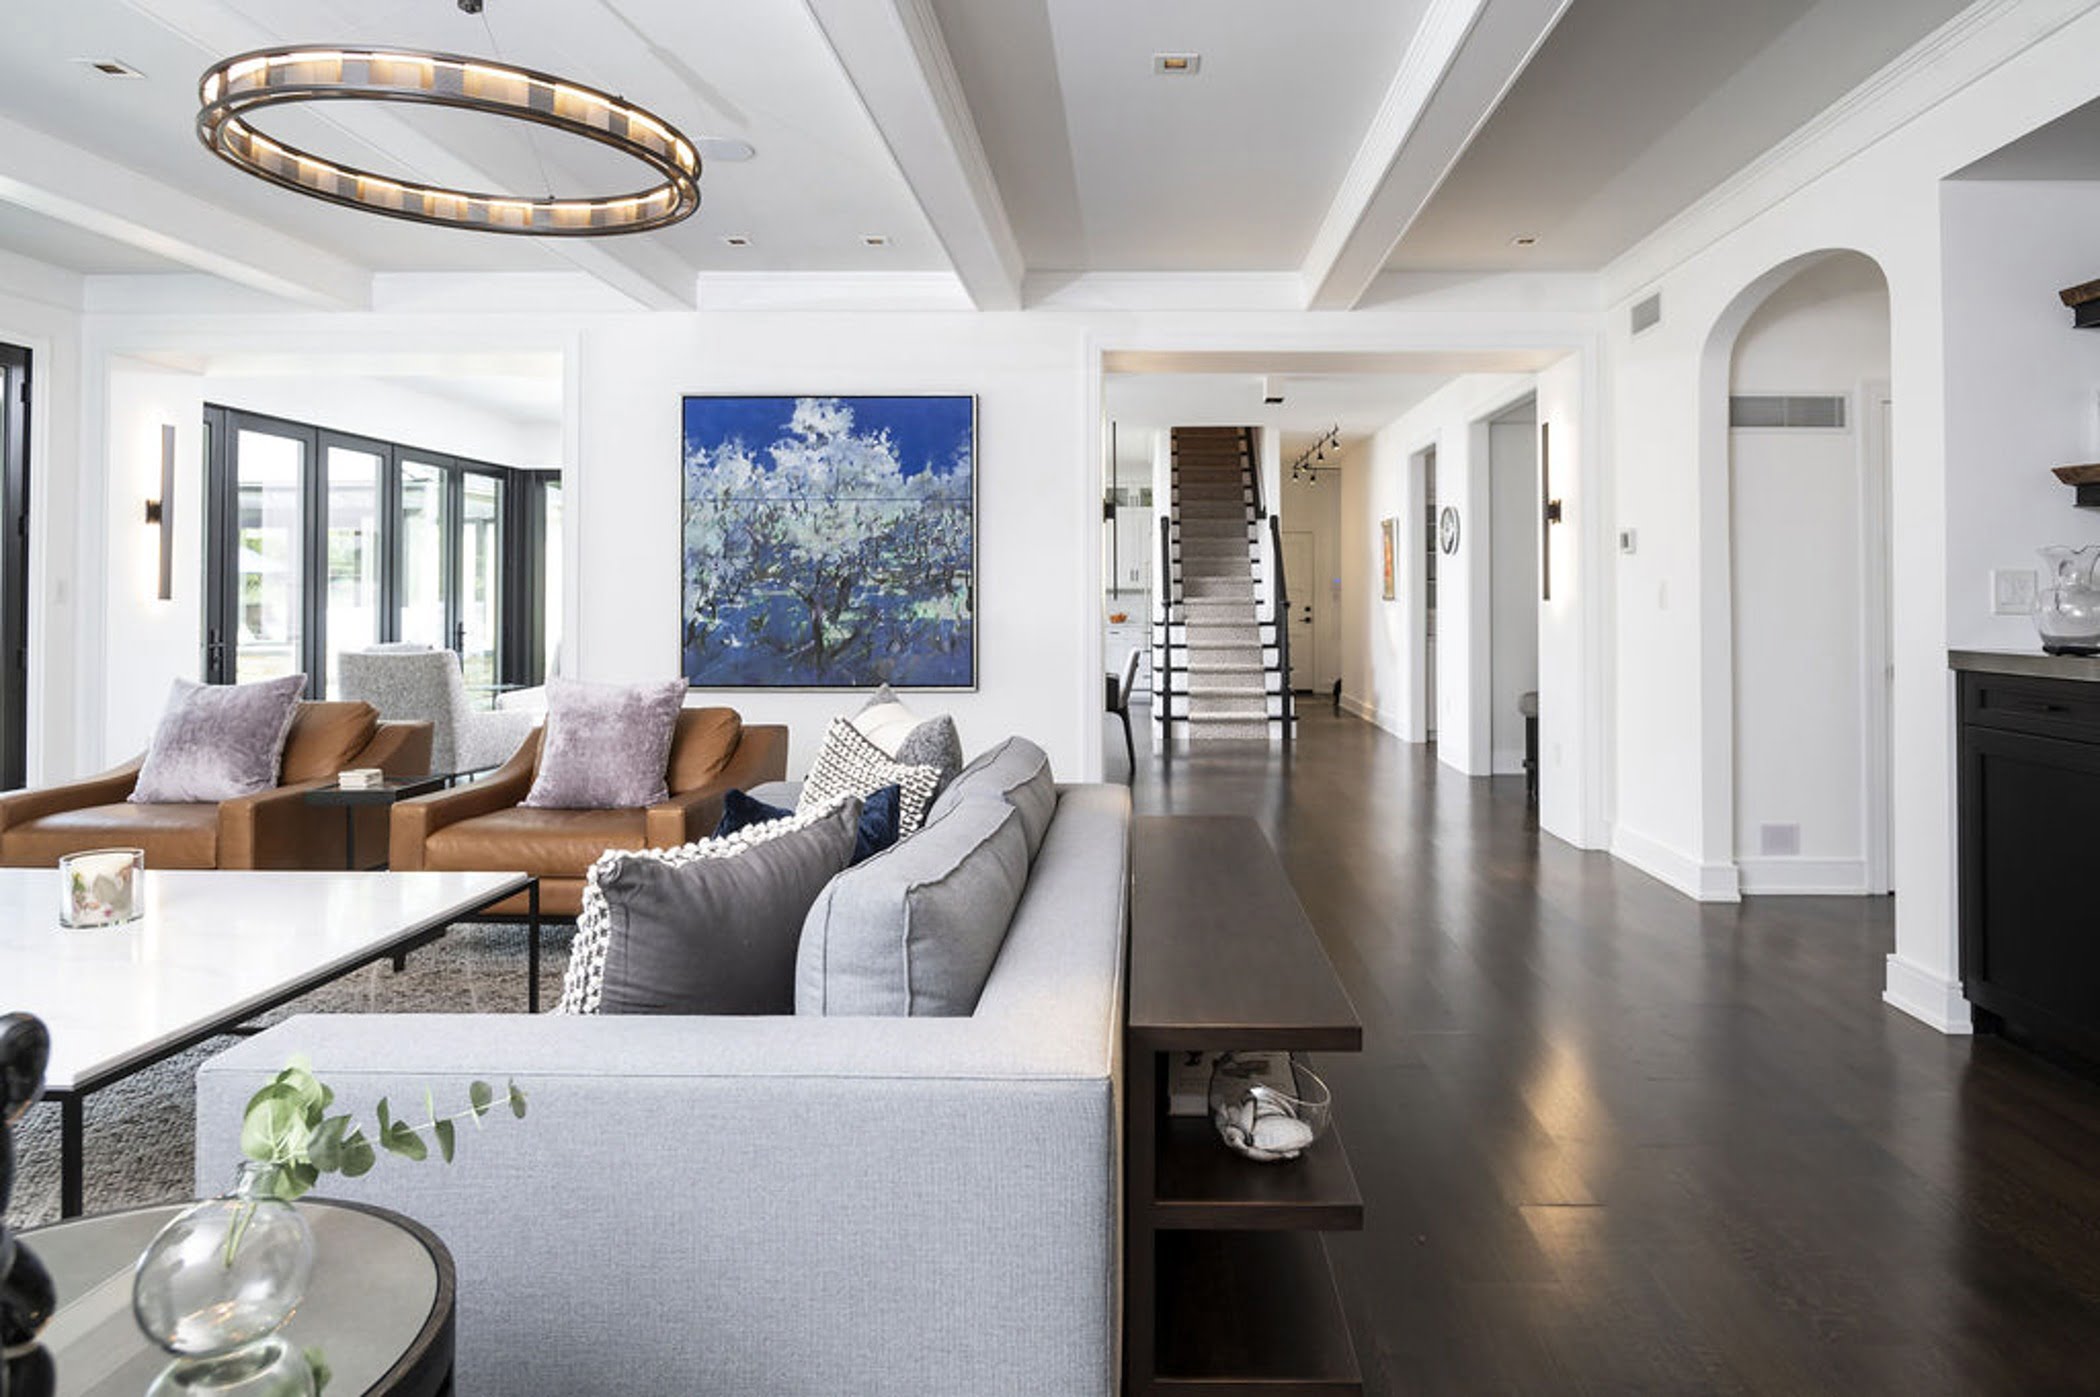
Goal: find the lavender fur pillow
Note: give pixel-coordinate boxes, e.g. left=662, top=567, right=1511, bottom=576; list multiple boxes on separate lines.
left=523, top=677, right=689, bottom=809
left=130, top=675, right=306, bottom=803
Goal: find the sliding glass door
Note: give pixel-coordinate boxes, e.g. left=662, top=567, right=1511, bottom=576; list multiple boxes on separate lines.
left=205, top=405, right=548, bottom=695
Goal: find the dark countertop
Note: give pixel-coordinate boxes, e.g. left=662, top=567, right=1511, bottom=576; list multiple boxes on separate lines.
left=1949, top=648, right=2100, bottom=682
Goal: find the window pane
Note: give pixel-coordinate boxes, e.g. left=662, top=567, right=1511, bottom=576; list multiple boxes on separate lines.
left=542, top=480, right=563, bottom=680
left=399, top=459, right=448, bottom=648
left=235, top=429, right=304, bottom=684
left=461, top=473, right=503, bottom=689
left=324, top=445, right=383, bottom=696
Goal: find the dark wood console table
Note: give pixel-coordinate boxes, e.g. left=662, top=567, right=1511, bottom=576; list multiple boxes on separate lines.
left=1126, top=814, right=1365, bottom=1396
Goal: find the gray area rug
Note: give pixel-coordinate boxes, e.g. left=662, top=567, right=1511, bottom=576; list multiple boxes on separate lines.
left=3, top=921, right=573, bottom=1230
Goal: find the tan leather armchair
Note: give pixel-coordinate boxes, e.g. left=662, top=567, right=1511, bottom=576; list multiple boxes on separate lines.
left=390, top=707, right=789, bottom=917
left=0, top=701, right=433, bottom=870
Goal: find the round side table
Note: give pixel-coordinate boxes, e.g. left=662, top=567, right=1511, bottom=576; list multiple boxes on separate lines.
left=23, top=1197, right=455, bottom=1396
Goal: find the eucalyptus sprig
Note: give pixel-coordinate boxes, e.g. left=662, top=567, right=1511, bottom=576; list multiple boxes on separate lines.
left=239, top=1056, right=527, bottom=1204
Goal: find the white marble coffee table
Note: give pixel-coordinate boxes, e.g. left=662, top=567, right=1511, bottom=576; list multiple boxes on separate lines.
left=0, top=867, right=536, bottom=1216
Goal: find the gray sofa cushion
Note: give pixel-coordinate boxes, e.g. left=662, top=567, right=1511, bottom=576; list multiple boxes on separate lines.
left=925, top=736, right=1056, bottom=859
left=596, top=798, right=861, bottom=1015
left=797, top=798, right=1030, bottom=1017
left=131, top=674, right=305, bottom=803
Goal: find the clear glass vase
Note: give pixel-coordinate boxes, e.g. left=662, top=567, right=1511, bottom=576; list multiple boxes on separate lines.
left=131, top=1162, right=317, bottom=1396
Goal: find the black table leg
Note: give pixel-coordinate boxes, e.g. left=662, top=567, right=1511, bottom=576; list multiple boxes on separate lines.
left=60, top=1091, right=83, bottom=1218
left=344, top=806, right=357, bottom=872
left=527, top=881, right=541, bottom=1015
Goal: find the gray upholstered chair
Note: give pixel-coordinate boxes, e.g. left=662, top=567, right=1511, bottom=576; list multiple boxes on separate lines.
left=338, top=648, right=537, bottom=775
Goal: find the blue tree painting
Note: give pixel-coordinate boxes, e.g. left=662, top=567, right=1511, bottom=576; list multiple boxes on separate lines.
left=681, top=395, right=976, bottom=688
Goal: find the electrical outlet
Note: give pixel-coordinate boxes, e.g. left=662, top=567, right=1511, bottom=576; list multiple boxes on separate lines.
left=1992, top=568, right=2038, bottom=616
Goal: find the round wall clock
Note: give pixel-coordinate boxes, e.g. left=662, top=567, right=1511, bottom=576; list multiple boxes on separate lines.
left=1438, top=505, right=1461, bottom=556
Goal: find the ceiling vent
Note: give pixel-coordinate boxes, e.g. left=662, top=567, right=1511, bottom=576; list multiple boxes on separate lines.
left=1728, top=394, right=1847, bottom=430
left=77, top=58, right=145, bottom=79
left=1630, top=293, right=1662, bottom=335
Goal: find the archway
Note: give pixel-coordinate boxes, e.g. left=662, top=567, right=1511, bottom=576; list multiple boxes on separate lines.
left=1698, top=249, right=1893, bottom=895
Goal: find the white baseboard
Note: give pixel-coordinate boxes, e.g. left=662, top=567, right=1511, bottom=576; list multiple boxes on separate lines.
left=1736, top=856, right=1869, bottom=895
left=1882, top=954, right=1972, bottom=1035
left=1339, top=692, right=1417, bottom=742
left=1611, top=825, right=1741, bottom=902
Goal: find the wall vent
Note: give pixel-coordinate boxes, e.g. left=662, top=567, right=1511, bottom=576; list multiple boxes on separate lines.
left=1728, top=394, right=1847, bottom=430
left=1759, top=823, right=1802, bottom=857
left=1630, top=293, right=1662, bottom=335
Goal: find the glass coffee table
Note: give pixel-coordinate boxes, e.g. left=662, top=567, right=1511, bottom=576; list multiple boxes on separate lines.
left=23, top=1198, right=455, bottom=1396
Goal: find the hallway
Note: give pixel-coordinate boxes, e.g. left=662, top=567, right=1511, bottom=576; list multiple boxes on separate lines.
left=1132, top=709, right=2100, bottom=1395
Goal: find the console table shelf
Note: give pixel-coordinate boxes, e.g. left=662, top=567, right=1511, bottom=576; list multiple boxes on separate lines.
left=1127, top=814, right=1366, bottom=1397
left=1152, top=1116, right=1363, bottom=1231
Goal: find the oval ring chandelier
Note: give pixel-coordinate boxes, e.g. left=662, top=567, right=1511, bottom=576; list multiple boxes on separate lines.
left=196, top=47, right=701, bottom=236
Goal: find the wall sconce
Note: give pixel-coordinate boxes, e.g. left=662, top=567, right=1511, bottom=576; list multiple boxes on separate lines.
left=144, top=424, right=173, bottom=600
left=1540, top=422, right=1558, bottom=601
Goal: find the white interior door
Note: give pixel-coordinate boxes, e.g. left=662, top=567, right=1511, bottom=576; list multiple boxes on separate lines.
left=1282, top=529, right=1315, bottom=691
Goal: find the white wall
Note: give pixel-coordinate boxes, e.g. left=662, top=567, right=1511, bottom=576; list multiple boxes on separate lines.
left=1595, top=0, right=2100, bottom=1028
left=1727, top=254, right=1890, bottom=894
left=574, top=312, right=1089, bottom=779
left=1339, top=373, right=1539, bottom=777
left=202, top=375, right=561, bottom=468
left=1488, top=415, right=1539, bottom=774
left=1280, top=466, right=1342, bottom=692
left=1942, top=178, right=2100, bottom=651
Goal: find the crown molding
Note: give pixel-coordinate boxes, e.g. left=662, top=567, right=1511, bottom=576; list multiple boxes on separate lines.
left=1602, top=0, right=2100, bottom=305
left=1024, top=272, right=1309, bottom=312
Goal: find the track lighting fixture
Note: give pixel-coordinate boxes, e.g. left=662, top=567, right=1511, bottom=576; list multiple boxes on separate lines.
left=1289, top=425, right=1342, bottom=484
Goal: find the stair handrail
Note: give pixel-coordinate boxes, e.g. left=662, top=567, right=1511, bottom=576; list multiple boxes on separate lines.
left=1155, top=510, right=1175, bottom=734
left=1245, top=426, right=1265, bottom=520
left=1268, top=513, right=1294, bottom=746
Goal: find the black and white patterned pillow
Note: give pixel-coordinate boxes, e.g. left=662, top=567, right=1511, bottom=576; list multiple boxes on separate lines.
left=797, top=718, right=943, bottom=835
left=555, top=795, right=855, bottom=1015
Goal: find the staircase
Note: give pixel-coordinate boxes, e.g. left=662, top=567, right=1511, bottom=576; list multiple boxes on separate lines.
left=1152, top=426, right=1294, bottom=747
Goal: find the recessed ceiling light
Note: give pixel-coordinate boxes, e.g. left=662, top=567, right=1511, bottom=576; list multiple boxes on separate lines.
left=721, top=234, right=751, bottom=247
left=862, top=234, right=889, bottom=247
left=76, top=58, right=145, bottom=79
left=1511, top=234, right=1539, bottom=247
left=1153, top=53, right=1201, bottom=75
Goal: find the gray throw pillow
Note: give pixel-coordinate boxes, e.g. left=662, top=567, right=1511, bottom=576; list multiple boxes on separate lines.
left=597, top=799, right=861, bottom=1015
left=557, top=796, right=861, bottom=1015
left=797, top=798, right=1029, bottom=1017
left=130, top=675, right=306, bottom=803
left=852, top=685, right=964, bottom=792
left=523, top=677, right=688, bottom=809
left=925, top=736, right=1056, bottom=860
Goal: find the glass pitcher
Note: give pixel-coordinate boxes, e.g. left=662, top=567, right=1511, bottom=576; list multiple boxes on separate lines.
left=2035, top=545, right=2100, bottom=655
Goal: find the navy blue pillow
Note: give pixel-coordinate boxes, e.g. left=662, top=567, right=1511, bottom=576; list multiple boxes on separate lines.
left=854, top=784, right=903, bottom=865
left=712, top=788, right=791, bottom=840
left=714, top=784, right=901, bottom=864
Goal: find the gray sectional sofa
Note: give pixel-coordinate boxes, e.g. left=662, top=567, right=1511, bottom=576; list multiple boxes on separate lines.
left=194, top=779, right=1130, bottom=1397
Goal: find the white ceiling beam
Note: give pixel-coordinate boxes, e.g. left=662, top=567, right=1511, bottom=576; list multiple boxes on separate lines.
left=1300, top=0, right=1571, bottom=310
left=0, top=112, right=371, bottom=309
left=804, top=0, right=1024, bottom=311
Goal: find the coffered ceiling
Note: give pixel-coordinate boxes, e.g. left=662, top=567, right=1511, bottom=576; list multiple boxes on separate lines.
left=0, top=0, right=1992, bottom=310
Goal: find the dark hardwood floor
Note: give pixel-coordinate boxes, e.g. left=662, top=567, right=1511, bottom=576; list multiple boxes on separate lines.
left=1128, top=707, right=2100, bottom=1396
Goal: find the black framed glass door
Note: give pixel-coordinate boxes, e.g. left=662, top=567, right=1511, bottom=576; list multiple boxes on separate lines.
left=0, top=344, right=29, bottom=787
left=205, top=404, right=547, bottom=695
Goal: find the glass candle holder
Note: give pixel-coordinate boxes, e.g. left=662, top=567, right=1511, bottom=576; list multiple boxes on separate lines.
left=59, top=847, right=145, bottom=928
